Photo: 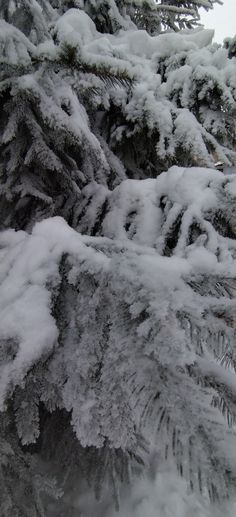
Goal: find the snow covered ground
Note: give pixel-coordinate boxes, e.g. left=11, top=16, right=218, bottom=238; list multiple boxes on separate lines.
left=224, top=166, right=236, bottom=175
left=49, top=467, right=236, bottom=517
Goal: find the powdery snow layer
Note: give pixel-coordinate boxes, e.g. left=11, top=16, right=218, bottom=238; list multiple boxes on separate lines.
left=0, top=217, right=108, bottom=409
left=78, top=165, right=236, bottom=268
left=55, top=7, right=214, bottom=59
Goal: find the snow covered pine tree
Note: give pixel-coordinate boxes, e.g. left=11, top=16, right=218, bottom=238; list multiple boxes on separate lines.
left=1, top=0, right=236, bottom=515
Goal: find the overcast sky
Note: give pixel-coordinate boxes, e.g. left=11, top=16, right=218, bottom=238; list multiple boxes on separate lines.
left=200, top=0, right=236, bottom=43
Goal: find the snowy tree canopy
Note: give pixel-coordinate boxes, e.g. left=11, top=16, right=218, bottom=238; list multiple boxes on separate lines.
left=68, top=0, right=222, bottom=34
left=0, top=0, right=235, bottom=230
left=1, top=1, right=236, bottom=516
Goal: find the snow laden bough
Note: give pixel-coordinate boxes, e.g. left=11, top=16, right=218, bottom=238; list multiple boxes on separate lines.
left=1, top=167, right=236, bottom=512
left=1, top=5, right=236, bottom=231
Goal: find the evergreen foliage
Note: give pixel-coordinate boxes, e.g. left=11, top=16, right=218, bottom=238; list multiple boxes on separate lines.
left=1, top=1, right=235, bottom=231
left=1, top=0, right=236, bottom=515
left=224, top=35, right=236, bottom=59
